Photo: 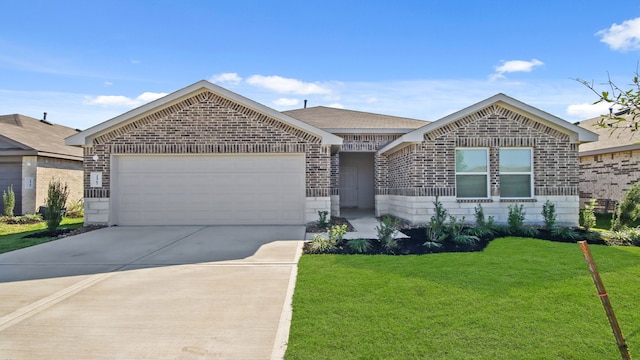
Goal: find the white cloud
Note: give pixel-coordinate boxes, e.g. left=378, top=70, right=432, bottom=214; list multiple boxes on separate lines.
left=104, top=81, right=113, bottom=86
left=210, top=72, right=242, bottom=85
left=246, top=75, right=332, bottom=95
left=566, top=101, right=620, bottom=119
left=490, top=59, right=544, bottom=80
left=326, top=103, right=345, bottom=109
left=273, top=98, right=299, bottom=106
left=597, top=17, right=640, bottom=51
left=84, top=91, right=167, bottom=108
left=130, top=59, right=141, bottom=64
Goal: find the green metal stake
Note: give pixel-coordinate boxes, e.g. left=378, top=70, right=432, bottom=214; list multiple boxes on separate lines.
left=578, top=241, right=631, bottom=360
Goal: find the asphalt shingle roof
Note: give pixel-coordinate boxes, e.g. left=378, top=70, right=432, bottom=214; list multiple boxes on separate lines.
left=283, top=106, right=429, bottom=130
left=0, top=114, right=83, bottom=159
left=578, top=114, right=640, bottom=154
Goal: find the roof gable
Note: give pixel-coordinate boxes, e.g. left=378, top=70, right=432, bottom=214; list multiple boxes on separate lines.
left=67, top=80, right=343, bottom=147
left=0, top=114, right=82, bottom=159
left=379, top=93, right=598, bottom=154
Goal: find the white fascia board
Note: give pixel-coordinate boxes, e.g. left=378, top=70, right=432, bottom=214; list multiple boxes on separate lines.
left=66, top=80, right=342, bottom=146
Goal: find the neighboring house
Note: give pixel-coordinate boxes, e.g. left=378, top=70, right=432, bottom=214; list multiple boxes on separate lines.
left=0, top=114, right=83, bottom=215
left=66, top=80, right=597, bottom=226
left=578, top=113, right=640, bottom=212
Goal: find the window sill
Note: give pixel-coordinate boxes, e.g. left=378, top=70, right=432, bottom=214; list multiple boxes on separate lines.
left=456, top=198, right=493, bottom=203
left=499, top=198, right=537, bottom=202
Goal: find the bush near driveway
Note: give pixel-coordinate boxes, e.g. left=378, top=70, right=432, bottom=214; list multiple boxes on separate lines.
left=287, top=238, right=640, bottom=359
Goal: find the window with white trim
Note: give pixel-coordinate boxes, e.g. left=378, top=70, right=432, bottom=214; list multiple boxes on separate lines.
left=455, top=148, right=489, bottom=198
left=499, top=148, right=533, bottom=198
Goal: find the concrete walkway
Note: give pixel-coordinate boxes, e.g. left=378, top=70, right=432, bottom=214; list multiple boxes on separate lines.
left=0, top=226, right=304, bottom=359
left=306, top=209, right=408, bottom=240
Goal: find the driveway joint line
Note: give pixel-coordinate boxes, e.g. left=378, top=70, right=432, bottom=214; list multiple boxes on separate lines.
left=115, top=226, right=208, bottom=269
left=0, top=272, right=115, bottom=331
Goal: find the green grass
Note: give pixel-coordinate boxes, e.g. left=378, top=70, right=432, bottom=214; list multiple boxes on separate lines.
left=0, top=217, right=84, bottom=254
left=286, top=238, right=640, bottom=359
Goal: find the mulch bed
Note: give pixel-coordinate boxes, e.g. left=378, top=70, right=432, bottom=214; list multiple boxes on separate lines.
left=23, top=225, right=107, bottom=239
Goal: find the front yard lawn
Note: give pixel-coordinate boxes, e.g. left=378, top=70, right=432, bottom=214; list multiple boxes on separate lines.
left=287, top=238, right=640, bottom=359
left=0, top=217, right=84, bottom=254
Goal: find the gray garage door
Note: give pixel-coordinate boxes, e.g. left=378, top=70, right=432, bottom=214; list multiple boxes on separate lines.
left=111, top=154, right=305, bottom=225
left=0, top=163, right=22, bottom=215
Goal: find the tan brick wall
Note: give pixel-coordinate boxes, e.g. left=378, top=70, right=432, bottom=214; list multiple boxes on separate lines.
left=84, top=90, right=330, bottom=199
left=385, top=104, right=579, bottom=197
left=35, top=156, right=83, bottom=213
left=579, top=149, right=640, bottom=211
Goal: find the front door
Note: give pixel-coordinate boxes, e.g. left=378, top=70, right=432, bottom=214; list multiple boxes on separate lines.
left=340, top=166, right=358, bottom=207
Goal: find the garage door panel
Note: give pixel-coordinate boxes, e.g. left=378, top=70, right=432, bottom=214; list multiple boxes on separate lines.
left=113, top=154, right=305, bottom=225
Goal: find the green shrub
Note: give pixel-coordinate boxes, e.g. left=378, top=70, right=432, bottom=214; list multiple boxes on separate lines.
left=423, top=241, right=443, bottom=250
left=466, top=204, right=496, bottom=239
left=45, top=180, right=69, bottom=232
left=507, top=203, right=526, bottom=231
left=317, top=210, right=330, bottom=229
left=425, top=196, right=448, bottom=243
left=376, top=215, right=400, bottom=252
left=445, top=216, right=479, bottom=245
left=327, top=224, right=347, bottom=246
left=3, top=185, right=15, bottom=217
left=612, top=180, right=640, bottom=230
left=542, top=200, right=556, bottom=231
left=551, top=227, right=579, bottom=241
left=65, top=199, right=84, bottom=218
left=607, top=227, right=640, bottom=246
left=346, top=238, right=372, bottom=254
left=580, top=199, right=597, bottom=231
left=307, top=234, right=336, bottom=254
left=474, top=203, right=486, bottom=227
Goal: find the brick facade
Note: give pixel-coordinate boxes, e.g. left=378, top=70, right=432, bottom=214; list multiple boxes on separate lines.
left=579, top=149, right=640, bottom=211
left=84, top=90, right=330, bottom=195
left=376, top=104, right=581, bottom=225
left=83, top=90, right=331, bottom=224
left=76, top=84, right=585, bottom=226
left=384, top=104, right=578, bottom=197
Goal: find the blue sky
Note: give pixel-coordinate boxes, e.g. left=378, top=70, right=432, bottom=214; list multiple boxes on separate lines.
left=2, top=0, right=640, bottom=130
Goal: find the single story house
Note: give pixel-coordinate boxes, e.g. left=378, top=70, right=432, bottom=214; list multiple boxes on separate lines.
left=0, top=114, right=84, bottom=215
left=66, top=80, right=597, bottom=226
left=578, top=113, right=640, bottom=212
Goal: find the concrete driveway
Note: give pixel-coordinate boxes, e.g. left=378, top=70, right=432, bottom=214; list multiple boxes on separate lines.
left=0, top=225, right=305, bottom=359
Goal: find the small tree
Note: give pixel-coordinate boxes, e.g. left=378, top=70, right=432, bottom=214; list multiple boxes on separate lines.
left=580, top=199, right=597, bottom=231
left=3, top=185, right=15, bottom=217
left=45, top=180, right=69, bottom=232
left=507, top=203, right=526, bottom=231
left=542, top=200, right=557, bottom=231
left=612, top=180, right=640, bottom=231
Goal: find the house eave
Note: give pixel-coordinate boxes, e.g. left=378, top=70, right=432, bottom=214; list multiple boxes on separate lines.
left=579, top=144, right=640, bottom=157
left=0, top=149, right=82, bottom=161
